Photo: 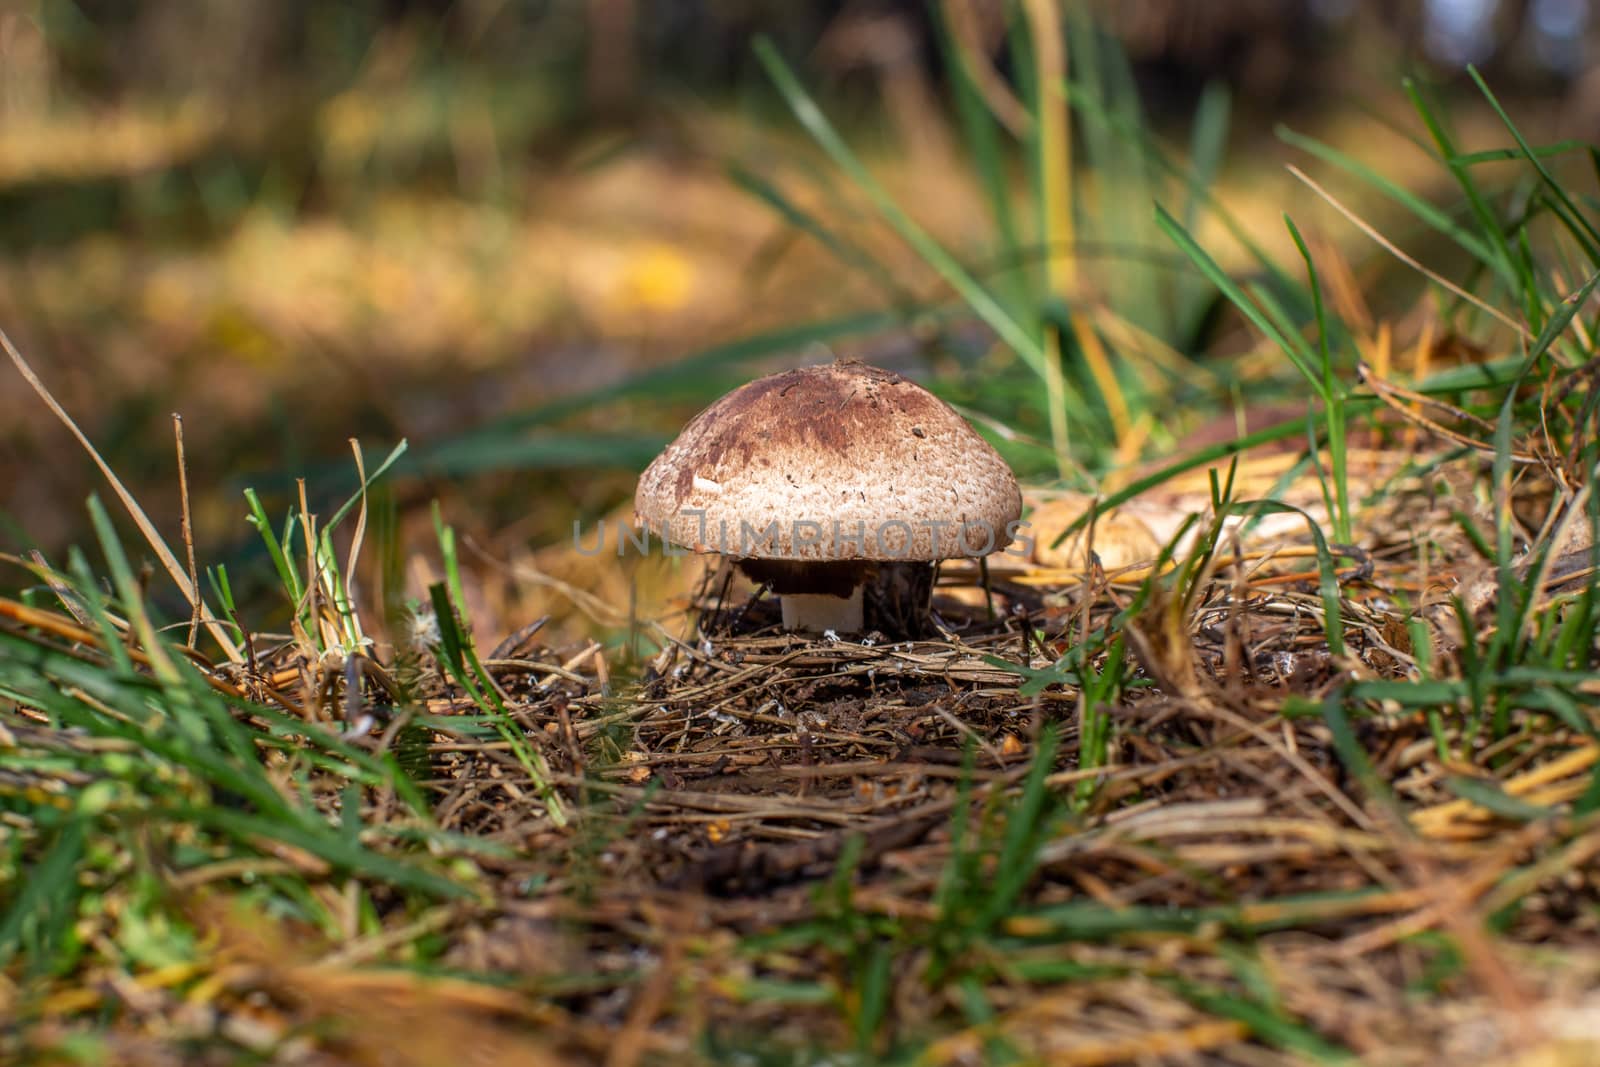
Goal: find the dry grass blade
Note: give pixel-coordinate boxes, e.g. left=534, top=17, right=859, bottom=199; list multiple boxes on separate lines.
left=344, top=439, right=371, bottom=601
left=926, top=1000, right=1250, bottom=1066
left=1022, top=0, right=1080, bottom=470
left=0, top=596, right=305, bottom=715
left=1359, top=361, right=1543, bottom=464
left=1287, top=164, right=1531, bottom=340
left=172, top=413, right=202, bottom=649
left=940, top=0, right=1031, bottom=137
left=1413, top=743, right=1600, bottom=837
left=9, top=40, right=1600, bottom=1067
left=0, top=324, right=243, bottom=662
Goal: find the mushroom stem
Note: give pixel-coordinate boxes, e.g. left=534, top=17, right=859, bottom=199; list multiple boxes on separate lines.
left=780, top=586, right=864, bottom=633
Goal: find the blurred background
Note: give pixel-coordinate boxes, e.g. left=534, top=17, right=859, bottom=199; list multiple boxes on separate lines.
left=1, top=0, right=1597, bottom=642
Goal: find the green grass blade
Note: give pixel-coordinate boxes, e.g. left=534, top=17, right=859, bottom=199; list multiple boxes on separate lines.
left=1168, top=978, right=1352, bottom=1063
left=1467, top=66, right=1600, bottom=262
left=1061, top=81, right=1303, bottom=317
left=977, top=724, right=1060, bottom=929
left=752, top=35, right=1088, bottom=447
left=1156, top=205, right=1321, bottom=388
left=1444, top=777, right=1553, bottom=822
left=324, top=439, right=408, bottom=532
left=244, top=487, right=304, bottom=609
left=1403, top=78, right=1532, bottom=319
left=404, top=307, right=920, bottom=478
left=1277, top=125, right=1502, bottom=275
left=0, top=817, right=86, bottom=975
left=1285, top=216, right=1350, bottom=541
left=931, top=1, right=1033, bottom=321
left=727, top=164, right=914, bottom=305
left=87, top=495, right=181, bottom=685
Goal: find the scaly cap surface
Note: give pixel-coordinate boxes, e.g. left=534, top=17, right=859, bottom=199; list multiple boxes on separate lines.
left=634, top=360, right=1022, bottom=561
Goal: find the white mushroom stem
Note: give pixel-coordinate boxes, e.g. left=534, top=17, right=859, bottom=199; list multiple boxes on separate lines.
left=780, top=586, right=864, bottom=634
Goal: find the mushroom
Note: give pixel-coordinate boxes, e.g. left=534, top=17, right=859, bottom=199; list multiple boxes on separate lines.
left=634, top=359, right=1022, bottom=634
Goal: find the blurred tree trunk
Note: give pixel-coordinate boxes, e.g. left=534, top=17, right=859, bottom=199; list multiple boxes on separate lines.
left=1564, top=1, right=1600, bottom=137
left=1087, top=0, right=1315, bottom=100
left=0, top=1, right=52, bottom=119
left=818, top=5, right=958, bottom=175
left=586, top=0, right=636, bottom=117
left=130, top=1, right=283, bottom=99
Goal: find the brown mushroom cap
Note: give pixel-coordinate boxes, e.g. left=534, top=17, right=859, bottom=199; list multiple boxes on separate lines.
left=634, top=360, right=1022, bottom=562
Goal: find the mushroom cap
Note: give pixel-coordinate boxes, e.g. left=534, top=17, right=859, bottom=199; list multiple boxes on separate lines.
left=634, top=359, right=1022, bottom=562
